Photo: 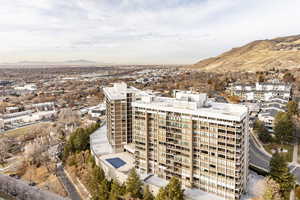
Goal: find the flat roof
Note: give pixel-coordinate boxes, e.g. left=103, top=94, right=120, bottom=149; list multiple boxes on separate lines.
left=106, top=157, right=126, bottom=169
left=185, top=188, right=223, bottom=200
left=103, top=83, right=140, bottom=100
left=100, top=152, right=135, bottom=174
left=90, top=123, right=113, bottom=155
left=133, top=96, right=248, bottom=121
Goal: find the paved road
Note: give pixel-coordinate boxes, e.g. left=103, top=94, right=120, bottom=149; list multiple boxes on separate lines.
left=56, top=164, right=81, bottom=200
left=249, top=133, right=300, bottom=185
left=249, top=135, right=271, bottom=171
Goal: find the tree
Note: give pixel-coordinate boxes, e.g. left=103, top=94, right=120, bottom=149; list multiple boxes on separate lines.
left=126, top=168, right=143, bottom=199
left=283, top=72, right=295, bottom=83
left=287, top=101, right=298, bottom=116
left=98, top=179, right=111, bottom=200
left=212, top=78, right=225, bottom=92
left=254, top=120, right=272, bottom=143
left=262, top=177, right=282, bottom=200
left=155, top=187, right=167, bottom=200
left=258, top=74, right=265, bottom=82
left=89, top=165, right=105, bottom=194
left=164, top=177, right=184, bottom=200
left=155, top=177, right=184, bottom=200
left=63, top=123, right=100, bottom=161
left=227, top=95, right=240, bottom=103
left=143, top=185, right=154, bottom=200
left=109, top=180, right=123, bottom=200
left=0, top=137, right=11, bottom=164
left=58, top=108, right=81, bottom=128
left=270, top=152, right=295, bottom=199
left=274, top=112, right=294, bottom=144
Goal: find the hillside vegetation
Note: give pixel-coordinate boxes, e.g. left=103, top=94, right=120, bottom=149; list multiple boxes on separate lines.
left=186, top=35, right=300, bottom=72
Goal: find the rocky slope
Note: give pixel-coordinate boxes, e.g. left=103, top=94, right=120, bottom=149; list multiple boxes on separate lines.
left=187, top=34, right=300, bottom=72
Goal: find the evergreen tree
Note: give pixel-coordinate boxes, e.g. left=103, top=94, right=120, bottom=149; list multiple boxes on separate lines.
left=120, top=182, right=127, bottom=196
left=270, top=152, right=295, bottom=199
left=164, top=177, right=184, bottom=200
left=63, top=122, right=101, bottom=161
left=109, top=180, right=122, bottom=200
left=254, top=120, right=272, bottom=143
left=155, top=177, right=184, bottom=200
left=155, top=187, right=167, bottom=200
left=274, top=112, right=294, bottom=144
left=287, top=101, right=298, bottom=116
left=143, top=185, right=154, bottom=200
left=126, top=168, right=143, bottom=198
left=89, top=165, right=105, bottom=193
left=98, top=179, right=111, bottom=200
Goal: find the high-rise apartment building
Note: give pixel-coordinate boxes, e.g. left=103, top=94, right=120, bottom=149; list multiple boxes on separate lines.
left=132, top=92, right=249, bottom=200
left=103, top=83, right=141, bottom=152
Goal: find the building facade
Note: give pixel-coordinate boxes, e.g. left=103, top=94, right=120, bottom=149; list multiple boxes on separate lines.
left=103, top=83, right=141, bottom=153
left=227, top=82, right=291, bottom=102
left=132, top=92, right=249, bottom=200
left=258, top=96, right=288, bottom=132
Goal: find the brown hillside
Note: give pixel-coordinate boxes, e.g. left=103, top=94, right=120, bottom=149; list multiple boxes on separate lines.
left=186, top=34, right=300, bottom=72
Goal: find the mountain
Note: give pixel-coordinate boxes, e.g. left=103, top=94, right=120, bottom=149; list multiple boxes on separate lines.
left=0, top=60, right=108, bottom=67
left=186, top=34, right=300, bottom=72
left=64, top=59, right=97, bottom=64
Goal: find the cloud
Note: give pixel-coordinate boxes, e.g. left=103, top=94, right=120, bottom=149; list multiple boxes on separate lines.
left=0, top=0, right=300, bottom=64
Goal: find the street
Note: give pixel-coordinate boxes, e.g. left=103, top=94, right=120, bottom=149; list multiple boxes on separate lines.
left=56, top=164, right=81, bottom=200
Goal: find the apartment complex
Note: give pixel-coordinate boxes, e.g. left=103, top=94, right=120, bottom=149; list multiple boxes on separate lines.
left=227, top=82, right=291, bottom=102
left=132, top=92, right=249, bottom=200
left=258, top=96, right=288, bottom=132
left=103, top=83, right=142, bottom=152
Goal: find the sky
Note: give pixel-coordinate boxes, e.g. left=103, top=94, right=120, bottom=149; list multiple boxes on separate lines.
left=0, top=0, right=300, bottom=65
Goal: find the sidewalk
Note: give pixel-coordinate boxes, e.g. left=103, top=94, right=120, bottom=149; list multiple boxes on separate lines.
left=292, top=143, right=298, bottom=164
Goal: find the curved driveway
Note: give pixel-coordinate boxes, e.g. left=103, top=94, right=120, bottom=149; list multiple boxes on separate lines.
left=249, top=133, right=300, bottom=184
left=249, top=135, right=271, bottom=171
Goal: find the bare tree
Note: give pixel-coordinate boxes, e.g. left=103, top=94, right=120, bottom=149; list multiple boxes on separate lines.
left=24, top=137, right=50, bottom=167
left=57, top=108, right=81, bottom=136
left=0, top=137, right=10, bottom=164
left=254, top=177, right=282, bottom=200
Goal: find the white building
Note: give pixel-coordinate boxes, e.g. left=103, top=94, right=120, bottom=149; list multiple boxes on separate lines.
left=14, top=84, right=37, bottom=95
left=88, top=104, right=106, bottom=118
left=227, top=82, right=291, bottom=102
left=132, top=91, right=249, bottom=200
left=97, top=85, right=250, bottom=200
left=258, top=97, right=288, bottom=132
left=1, top=110, right=56, bottom=130
left=25, top=102, right=55, bottom=112
left=103, top=83, right=148, bottom=152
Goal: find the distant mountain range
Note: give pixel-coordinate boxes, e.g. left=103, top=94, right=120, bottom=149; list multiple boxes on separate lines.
left=0, top=59, right=109, bottom=66
left=185, top=34, right=300, bottom=72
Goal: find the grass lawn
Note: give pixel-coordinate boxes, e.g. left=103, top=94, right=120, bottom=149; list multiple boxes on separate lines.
left=0, top=122, right=51, bottom=139
left=263, top=143, right=293, bottom=162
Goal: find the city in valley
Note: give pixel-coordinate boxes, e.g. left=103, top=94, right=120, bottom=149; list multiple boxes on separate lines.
left=1, top=64, right=300, bottom=200
left=1, top=1, right=300, bottom=200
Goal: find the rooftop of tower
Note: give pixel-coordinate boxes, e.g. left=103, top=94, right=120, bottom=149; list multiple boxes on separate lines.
left=132, top=91, right=248, bottom=121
